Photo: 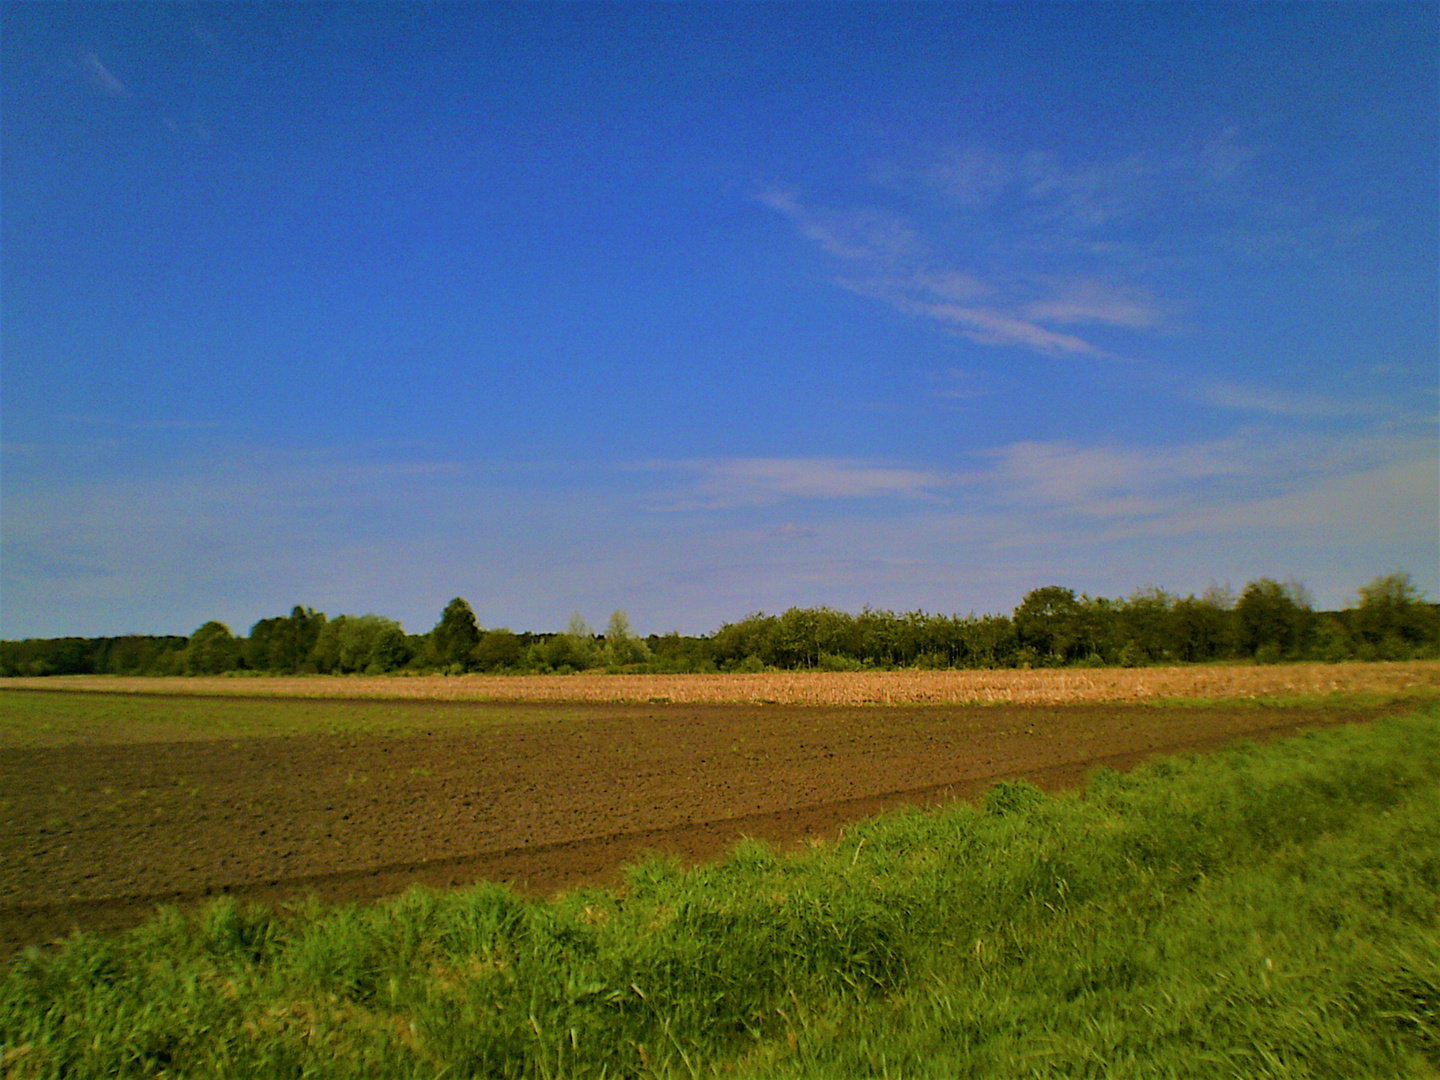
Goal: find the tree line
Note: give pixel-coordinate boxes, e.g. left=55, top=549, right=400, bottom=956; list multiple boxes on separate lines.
left=3, top=572, right=1436, bottom=679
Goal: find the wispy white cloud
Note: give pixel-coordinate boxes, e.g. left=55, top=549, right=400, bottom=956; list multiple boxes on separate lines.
left=913, top=147, right=1012, bottom=207
left=80, top=51, right=130, bottom=98
left=883, top=292, right=1114, bottom=358
left=760, top=188, right=1169, bottom=360
left=974, top=428, right=1439, bottom=560
left=1018, top=150, right=1155, bottom=230
left=769, top=522, right=818, bottom=540
left=755, top=190, right=922, bottom=263
left=646, top=457, right=953, bottom=510
left=1195, top=380, right=1373, bottom=418
left=982, top=438, right=1246, bottom=513
left=1018, top=279, right=1171, bottom=330
left=928, top=368, right=988, bottom=402
left=911, top=130, right=1260, bottom=230
left=969, top=437, right=1264, bottom=527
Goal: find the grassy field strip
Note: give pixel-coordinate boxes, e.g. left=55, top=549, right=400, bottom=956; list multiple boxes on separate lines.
left=4, top=703, right=1438, bottom=1078
left=6, top=659, right=1440, bottom=705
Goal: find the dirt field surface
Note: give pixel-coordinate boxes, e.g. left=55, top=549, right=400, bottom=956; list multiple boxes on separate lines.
left=8, top=658, right=1440, bottom=705
left=4, top=683, right=1432, bottom=958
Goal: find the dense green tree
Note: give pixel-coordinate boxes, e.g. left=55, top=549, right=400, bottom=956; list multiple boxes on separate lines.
left=1013, top=586, right=1088, bottom=663
left=335, top=614, right=406, bottom=673
left=431, top=597, right=481, bottom=669
left=473, top=628, right=522, bottom=671
left=855, top=606, right=901, bottom=666
left=646, top=630, right=713, bottom=673
left=1111, top=588, right=1175, bottom=664
left=1168, top=589, right=1236, bottom=663
left=10, top=569, right=1438, bottom=679
left=245, top=607, right=325, bottom=672
left=95, top=635, right=188, bottom=675
left=273, top=606, right=325, bottom=671
left=1352, top=572, right=1435, bottom=657
left=1236, top=578, right=1311, bottom=660
left=0, top=635, right=188, bottom=676
left=545, top=611, right=594, bottom=671
left=185, top=621, right=240, bottom=675
left=711, top=613, right=779, bottom=669
left=956, top=614, right=1016, bottom=667
left=602, top=610, right=648, bottom=666
left=368, top=623, right=412, bottom=672
left=310, top=616, right=346, bottom=673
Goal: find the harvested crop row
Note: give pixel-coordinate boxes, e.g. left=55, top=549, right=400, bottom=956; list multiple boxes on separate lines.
left=8, top=659, right=1439, bottom=705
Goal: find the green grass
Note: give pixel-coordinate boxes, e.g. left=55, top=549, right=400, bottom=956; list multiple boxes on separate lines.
left=0, top=690, right=589, bottom=747
left=4, top=705, right=1438, bottom=1077
left=1146, top=687, right=1440, bottom=711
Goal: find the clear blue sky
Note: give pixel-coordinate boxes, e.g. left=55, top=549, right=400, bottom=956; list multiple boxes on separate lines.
left=3, top=2, right=1436, bottom=639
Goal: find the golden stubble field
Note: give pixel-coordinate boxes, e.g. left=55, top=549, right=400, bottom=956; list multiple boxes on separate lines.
left=7, top=659, right=1439, bottom=705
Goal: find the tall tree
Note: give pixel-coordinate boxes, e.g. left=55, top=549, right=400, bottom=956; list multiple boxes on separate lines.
left=186, top=621, right=239, bottom=675
left=1236, top=578, right=1310, bottom=659
left=1353, top=572, right=1432, bottom=653
left=431, top=597, right=481, bottom=668
left=1013, top=586, right=1088, bottom=662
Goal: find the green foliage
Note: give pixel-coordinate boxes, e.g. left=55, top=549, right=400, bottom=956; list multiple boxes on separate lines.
left=1354, top=572, right=1439, bottom=659
left=6, top=706, right=1439, bottom=1077
left=431, top=597, right=481, bottom=669
left=185, top=621, right=240, bottom=675
left=1013, top=585, right=1089, bottom=663
left=541, top=611, right=596, bottom=672
left=645, top=630, right=716, bottom=673
left=0, top=634, right=188, bottom=676
left=310, top=614, right=345, bottom=673
left=245, top=606, right=326, bottom=673
left=472, top=628, right=523, bottom=671
left=1169, top=585, right=1238, bottom=662
left=979, top=778, right=1046, bottom=816
left=601, top=609, right=649, bottom=668
left=334, top=614, right=410, bottom=674
left=5, top=571, right=1438, bottom=678
left=1236, top=577, right=1315, bottom=658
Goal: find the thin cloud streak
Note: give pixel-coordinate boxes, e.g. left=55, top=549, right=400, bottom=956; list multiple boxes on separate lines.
left=760, top=188, right=1165, bottom=361
left=1018, top=279, right=1171, bottom=330
left=645, top=457, right=953, bottom=511
left=80, top=51, right=129, bottom=97
left=1196, top=380, right=1376, bottom=418
left=878, top=290, right=1113, bottom=358
left=981, top=439, right=1247, bottom=512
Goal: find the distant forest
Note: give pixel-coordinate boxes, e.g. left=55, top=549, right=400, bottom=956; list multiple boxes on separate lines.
left=3, top=573, right=1437, bottom=679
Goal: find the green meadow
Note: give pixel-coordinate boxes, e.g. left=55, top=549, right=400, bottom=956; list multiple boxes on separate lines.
left=4, top=704, right=1438, bottom=1078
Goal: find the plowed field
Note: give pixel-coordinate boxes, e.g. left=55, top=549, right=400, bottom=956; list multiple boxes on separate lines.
left=1, top=686, right=1429, bottom=956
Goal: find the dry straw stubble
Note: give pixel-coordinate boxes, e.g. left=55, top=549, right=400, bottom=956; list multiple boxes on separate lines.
left=8, top=660, right=1439, bottom=706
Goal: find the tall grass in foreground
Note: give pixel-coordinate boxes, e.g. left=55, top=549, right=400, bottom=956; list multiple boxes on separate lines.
left=4, top=706, right=1438, bottom=1078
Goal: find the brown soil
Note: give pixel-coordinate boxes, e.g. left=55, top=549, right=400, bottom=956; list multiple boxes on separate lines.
left=0, top=698, right=1413, bottom=956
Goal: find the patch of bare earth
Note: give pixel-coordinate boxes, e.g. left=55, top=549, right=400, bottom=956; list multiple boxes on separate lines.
left=1, top=692, right=1427, bottom=956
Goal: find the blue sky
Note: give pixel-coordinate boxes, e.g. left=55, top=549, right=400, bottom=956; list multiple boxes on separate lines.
left=3, top=2, right=1436, bottom=639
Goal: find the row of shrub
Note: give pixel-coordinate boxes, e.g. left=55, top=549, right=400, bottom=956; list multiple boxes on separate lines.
left=5, top=704, right=1438, bottom=1076
left=3, top=572, right=1436, bottom=678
